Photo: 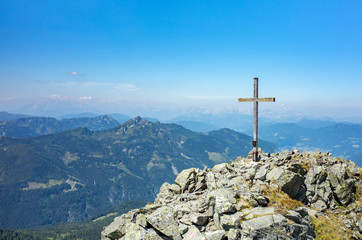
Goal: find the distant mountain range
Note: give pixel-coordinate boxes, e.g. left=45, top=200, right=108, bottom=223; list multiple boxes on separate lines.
left=295, top=119, right=341, bottom=129
left=0, top=115, right=121, bottom=138
left=169, top=112, right=349, bottom=133
left=0, top=117, right=275, bottom=229
left=58, top=113, right=131, bottom=125
left=172, top=120, right=220, bottom=133
left=250, top=122, right=362, bottom=166
left=167, top=113, right=361, bottom=166
left=1, top=110, right=360, bottom=165
left=57, top=112, right=100, bottom=119
left=169, top=112, right=275, bottom=132
left=0, top=111, right=33, bottom=121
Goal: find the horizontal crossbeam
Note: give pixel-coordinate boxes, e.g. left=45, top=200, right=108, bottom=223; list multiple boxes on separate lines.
left=238, top=97, right=275, bottom=102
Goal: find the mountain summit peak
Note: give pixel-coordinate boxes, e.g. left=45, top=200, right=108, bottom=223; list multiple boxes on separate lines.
left=102, top=149, right=361, bottom=239
left=128, top=116, right=151, bottom=126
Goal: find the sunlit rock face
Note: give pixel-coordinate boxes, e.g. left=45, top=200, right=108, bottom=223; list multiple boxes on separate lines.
left=102, top=149, right=362, bottom=240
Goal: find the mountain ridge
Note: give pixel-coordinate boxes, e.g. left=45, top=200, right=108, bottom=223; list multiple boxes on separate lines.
left=0, top=114, right=121, bottom=138
left=0, top=117, right=275, bottom=229
left=0, top=111, right=33, bottom=121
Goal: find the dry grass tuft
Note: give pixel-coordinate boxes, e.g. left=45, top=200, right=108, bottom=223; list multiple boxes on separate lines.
left=262, top=185, right=303, bottom=214
left=355, top=183, right=362, bottom=206
left=300, top=160, right=311, bottom=172
left=312, top=212, right=353, bottom=240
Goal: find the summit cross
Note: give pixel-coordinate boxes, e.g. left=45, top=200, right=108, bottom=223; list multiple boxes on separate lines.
left=238, top=77, right=275, bottom=161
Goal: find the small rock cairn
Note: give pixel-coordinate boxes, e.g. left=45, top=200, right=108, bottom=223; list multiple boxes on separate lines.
left=102, top=149, right=362, bottom=240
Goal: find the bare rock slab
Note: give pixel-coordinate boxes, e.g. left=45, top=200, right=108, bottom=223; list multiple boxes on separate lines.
left=146, top=206, right=181, bottom=239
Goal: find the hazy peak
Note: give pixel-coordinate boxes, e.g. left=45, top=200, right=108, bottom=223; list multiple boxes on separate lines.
left=127, top=116, right=151, bottom=126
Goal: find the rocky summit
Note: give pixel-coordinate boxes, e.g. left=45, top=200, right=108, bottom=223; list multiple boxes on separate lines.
left=102, top=149, right=362, bottom=240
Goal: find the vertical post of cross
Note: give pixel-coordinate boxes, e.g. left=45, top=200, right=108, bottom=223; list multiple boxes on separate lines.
left=253, top=77, right=259, bottom=161
left=238, top=78, right=275, bottom=161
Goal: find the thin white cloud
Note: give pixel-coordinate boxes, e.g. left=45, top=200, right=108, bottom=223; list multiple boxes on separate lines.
left=57, top=81, right=110, bottom=88
left=185, top=95, right=231, bottom=100
left=64, top=71, right=87, bottom=77
left=117, top=83, right=139, bottom=92
left=79, top=96, right=92, bottom=100
left=83, top=82, right=111, bottom=87
left=45, top=94, right=72, bottom=101
left=48, top=94, right=66, bottom=99
left=0, top=96, right=17, bottom=102
left=57, top=81, right=76, bottom=86
left=65, top=72, right=79, bottom=76
left=44, top=94, right=94, bottom=102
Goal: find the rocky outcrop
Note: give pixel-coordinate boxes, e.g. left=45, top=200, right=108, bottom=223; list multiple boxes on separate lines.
left=102, top=149, right=361, bottom=239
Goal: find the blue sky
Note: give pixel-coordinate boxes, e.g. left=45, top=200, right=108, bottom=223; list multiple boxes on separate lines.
left=0, top=1, right=361, bottom=121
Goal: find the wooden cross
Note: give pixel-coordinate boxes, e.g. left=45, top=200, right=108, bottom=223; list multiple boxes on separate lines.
left=238, top=77, right=275, bottom=161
